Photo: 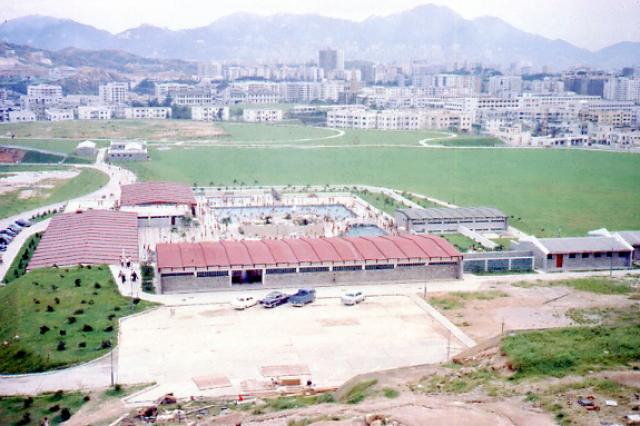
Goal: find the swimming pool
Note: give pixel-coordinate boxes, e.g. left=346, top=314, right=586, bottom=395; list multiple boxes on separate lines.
left=212, top=204, right=356, bottom=223
left=344, top=224, right=388, bottom=237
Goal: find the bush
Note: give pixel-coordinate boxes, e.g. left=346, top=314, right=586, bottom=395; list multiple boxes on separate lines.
left=40, top=325, right=50, bottom=335
left=83, top=395, right=91, bottom=401
left=133, top=297, right=141, bottom=305
left=49, top=404, right=60, bottom=412
left=78, top=341, right=86, bottom=348
left=14, top=349, right=27, bottom=359
left=100, top=340, right=112, bottom=349
left=56, top=341, right=66, bottom=351
left=74, top=309, right=84, bottom=315
left=113, top=306, right=120, bottom=311
left=60, top=407, right=71, bottom=421
left=54, top=297, right=60, bottom=304
left=104, top=325, right=114, bottom=332
left=59, top=329, right=66, bottom=336
left=52, top=390, right=64, bottom=400
left=94, top=282, right=101, bottom=289
left=16, top=412, right=30, bottom=426
left=82, top=324, right=94, bottom=332
left=33, top=298, right=40, bottom=304
left=74, top=278, right=82, bottom=286
left=67, top=316, right=76, bottom=324
left=22, top=396, right=33, bottom=409
left=46, top=305, right=55, bottom=312
left=88, top=300, right=95, bottom=305
left=107, top=314, right=116, bottom=320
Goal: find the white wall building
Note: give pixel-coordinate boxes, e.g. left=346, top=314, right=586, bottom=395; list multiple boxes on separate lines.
left=124, top=107, right=171, bottom=120
left=44, top=109, right=74, bottom=121
left=78, top=106, right=112, bottom=120
left=99, top=82, right=129, bottom=105
left=242, top=108, right=283, bottom=123
left=191, top=105, right=230, bottom=121
left=8, top=109, right=36, bottom=122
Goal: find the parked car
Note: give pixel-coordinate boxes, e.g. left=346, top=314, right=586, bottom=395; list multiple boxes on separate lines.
left=15, top=219, right=31, bottom=227
left=341, top=291, right=365, bottom=306
left=1, top=229, right=18, bottom=237
left=8, top=225, right=21, bottom=233
left=289, top=288, right=316, bottom=307
left=0, top=245, right=7, bottom=252
left=260, top=291, right=290, bottom=308
left=0, top=235, right=13, bottom=244
left=231, top=296, right=258, bottom=310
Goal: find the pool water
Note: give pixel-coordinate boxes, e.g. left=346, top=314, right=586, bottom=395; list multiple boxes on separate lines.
left=213, top=204, right=356, bottom=223
left=344, top=224, right=387, bottom=237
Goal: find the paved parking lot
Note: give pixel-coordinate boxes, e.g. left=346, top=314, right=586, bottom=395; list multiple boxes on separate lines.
left=117, top=295, right=459, bottom=400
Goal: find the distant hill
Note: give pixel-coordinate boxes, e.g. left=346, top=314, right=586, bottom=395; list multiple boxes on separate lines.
left=1, top=5, right=639, bottom=68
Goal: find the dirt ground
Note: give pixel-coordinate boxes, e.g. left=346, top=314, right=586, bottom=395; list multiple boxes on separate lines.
left=429, top=280, right=636, bottom=341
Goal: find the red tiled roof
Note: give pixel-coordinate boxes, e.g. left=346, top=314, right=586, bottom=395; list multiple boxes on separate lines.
left=156, top=234, right=461, bottom=271
left=28, top=210, right=138, bottom=270
left=120, top=181, right=196, bottom=207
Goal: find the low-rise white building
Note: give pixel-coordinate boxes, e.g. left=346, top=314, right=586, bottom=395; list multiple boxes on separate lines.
left=8, top=109, right=36, bottom=122
left=75, top=140, right=97, bottom=157
left=327, top=108, right=471, bottom=132
left=45, top=109, right=74, bottom=121
left=78, top=106, right=112, bottom=120
left=107, top=141, right=148, bottom=161
left=124, top=107, right=171, bottom=120
left=242, top=108, right=283, bottom=123
left=191, top=105, right=229, bottom=121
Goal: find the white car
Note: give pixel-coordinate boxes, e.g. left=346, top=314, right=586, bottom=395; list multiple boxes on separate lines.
left=231, top=296, right=258, bottom=310
left=341, top=291, right=365, bottom=306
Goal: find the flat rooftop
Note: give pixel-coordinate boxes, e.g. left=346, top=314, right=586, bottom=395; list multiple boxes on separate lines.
left=396, top=207, right=507, bottom=221
left=28, top=210, right=139, bottom=270
left=538, top=236, right=632, bottom=254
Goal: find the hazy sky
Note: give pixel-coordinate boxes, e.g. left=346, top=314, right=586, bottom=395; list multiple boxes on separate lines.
left=2, top=0, right=639, bottom=50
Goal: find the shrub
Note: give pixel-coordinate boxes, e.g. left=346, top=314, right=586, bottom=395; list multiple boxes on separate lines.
left=107, top=314, right=116, bottom=320
left=78, top=342, right=86, bottom=348
left=22, top=396, right=33, bottom=409
left=82, top=324, right=94, bottom=332
left=46, top=305, right=55, bottom=312
left=133, top=297, right=141, bottom=305
left=104, top=325, right=114, bottom=332
left=16, top=412, right=30, bottom=426
left=88, top=300, right=95, bottom=305
left=100, top=340, right=112, bottom=349
left=81, top=299, right=86, bottom=304
left=94, top=282, right=101, bottom=289
left=39, top=325, right=50, bottom=335
left=59, top=330, right=66, bottom=336
left=74, top=278, right=82, bottom=286
left=53, top=390, right=64, bottom=400
left=54, top=297, right=60, bottom=304
left=83, top=395, right=91, bottom=401
left=49, top=404, right=60, bottom=412
left=56, top=341, right=66, bottom=351
left=33, top=298, right=40, bottom=304
left=67, top=316, right=76, bottom=324
left=14, top=350, right=27, bottom=359
left=113, top=306, right=120, bottom=311
left=74, top=309, right=84, bottom=315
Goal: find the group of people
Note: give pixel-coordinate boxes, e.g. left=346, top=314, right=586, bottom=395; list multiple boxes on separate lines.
left=117, top=255, right=138, bottom=286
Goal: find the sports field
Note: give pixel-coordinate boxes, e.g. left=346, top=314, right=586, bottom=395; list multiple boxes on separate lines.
left=124, top=144, right=640, bottom=236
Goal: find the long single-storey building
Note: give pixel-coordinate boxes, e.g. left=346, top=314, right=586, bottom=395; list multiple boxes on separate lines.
left=119, top=181, right=197, bottom=226
left=28, top=210, right=139, bottom=270
left=156, top=234, right=462, bottom=293
left=511, top=235, right=633, bottom=272
left=589, top=229, right=640, bottom=261
left=395, top=207, right=508, bottom=234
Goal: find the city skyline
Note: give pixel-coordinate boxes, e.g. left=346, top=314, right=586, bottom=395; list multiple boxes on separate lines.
left=2, top=0, right=640, bottom=51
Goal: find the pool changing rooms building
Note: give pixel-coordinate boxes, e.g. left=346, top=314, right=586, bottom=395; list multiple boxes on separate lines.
left=395, top=207, right=508, bottom=234
left=156, top=234, right=462, bottom=293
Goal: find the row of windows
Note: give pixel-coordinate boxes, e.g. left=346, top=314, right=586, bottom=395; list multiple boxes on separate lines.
left=299, top=266, right=330, bottom=273
left=397, top=262, right=427, bottom=268
left=265, top=268, right=297, bottom=274
left=161, top=272, right=193, bottom=277
left=333, top=265, right=363, bottom=271
left=548, top=252, right=628, bottom=260
left=196, top=271, right=229, bottom=278
left=365, top=264, right=395, bottom=270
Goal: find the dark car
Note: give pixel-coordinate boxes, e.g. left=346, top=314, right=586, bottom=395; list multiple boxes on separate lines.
left=289, top=288, right=316, bottom=307
left=15, top=219, right=31, bottom=227
left=260, top=291, right=289, bottom=308
left=8, top=224, right=21, bottom=233
left=2, top=229, right=18, bottom=237
left=0, top=245, right=7, bottom=252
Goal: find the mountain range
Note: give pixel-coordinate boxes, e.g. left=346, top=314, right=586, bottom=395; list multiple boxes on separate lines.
left=1, top=4, right=639, bottom=68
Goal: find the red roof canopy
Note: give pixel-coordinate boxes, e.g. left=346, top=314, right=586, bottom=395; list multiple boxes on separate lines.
left=28, top=210, right=139, bottom=270
left=120, top=181, right=196, bottom=207
left=157, top=234, right=460, bottom=271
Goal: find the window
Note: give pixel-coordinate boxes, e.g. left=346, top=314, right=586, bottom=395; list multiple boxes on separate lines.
left=606, top=252, right=612, bottom=258
left=265, top=268, right=296, bottom=274
left=569, top=253, right=576, bottom=259
left=547, top=254, right=553, bottom=260
left=594, top=253, right=602, bottom=258
left=365, top=264, right=394, bottom=270
left=299, top=266, right=329, bottom=273
left=582, top=253, right=589, bottom=259
left=397, top=262, right=426, bottom=268
left=197, top=270, right=228, bottom=278
left=333, top=265, right=362, bottom=271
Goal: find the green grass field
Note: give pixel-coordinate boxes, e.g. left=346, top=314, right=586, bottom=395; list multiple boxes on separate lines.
left=0, top=266, right=155, bottom=374
left=2, top=139, right=108, bottom=155
left=123, top=146, right=640, bottom=236
left=0, top=168, right=109, bottom=219
left=0, top=391, right=88, bottom=425
left=3, top=232, right=42, bottom=284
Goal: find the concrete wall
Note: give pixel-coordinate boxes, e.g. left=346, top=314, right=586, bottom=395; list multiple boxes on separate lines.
left=160, top=262, right=461, bottom=293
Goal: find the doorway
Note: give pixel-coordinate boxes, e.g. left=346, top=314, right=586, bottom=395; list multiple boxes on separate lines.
left=555, top=254, right=564, bottom=268
left=231, top=269, right=263, bottom=285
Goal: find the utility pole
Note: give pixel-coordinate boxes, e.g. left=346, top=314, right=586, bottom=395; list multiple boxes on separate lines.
left=110, top=348, right=114, bottom=387
left=423, top=262, right=428, bottom=299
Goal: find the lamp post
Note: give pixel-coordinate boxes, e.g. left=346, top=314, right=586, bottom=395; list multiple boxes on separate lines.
left=423, top=261, right=428, bottom=299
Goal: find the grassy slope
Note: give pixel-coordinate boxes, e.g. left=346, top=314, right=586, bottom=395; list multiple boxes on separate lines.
left=0, top=266, right=155, bottom=374
left=0, top=168, right=108, bottom=219
left=2, top=139, right=108, bottom=155
left=3, top=232, right=42, bottom=284
left=124, top=146, right=640, bottom=236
